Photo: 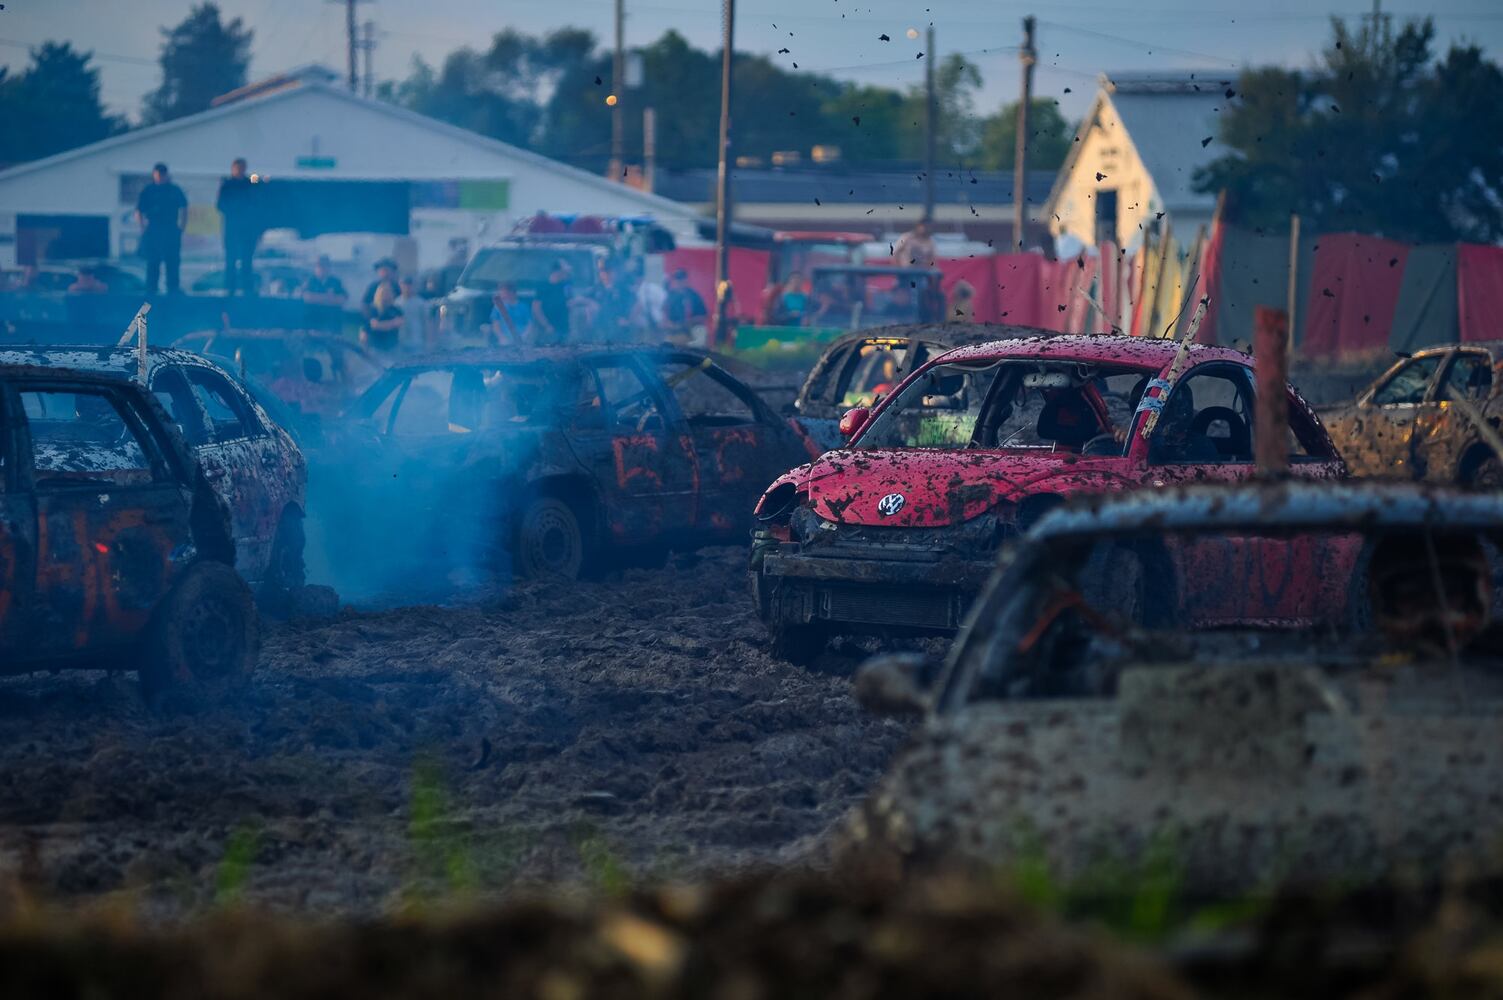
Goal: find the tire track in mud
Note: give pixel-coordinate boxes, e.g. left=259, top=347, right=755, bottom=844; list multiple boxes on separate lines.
left=0, top=548, right=909, bottom=918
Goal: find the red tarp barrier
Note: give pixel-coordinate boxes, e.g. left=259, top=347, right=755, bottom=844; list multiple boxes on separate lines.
left=1191, top=220, right=1225, bottom=345
left=935, top=257, right=1000, bottom=323
left=661, top=246, right=771, bottom=339
left=1457, top=244, right=1503, bottom=344
left=1299, top=233, right=1410, bottom=359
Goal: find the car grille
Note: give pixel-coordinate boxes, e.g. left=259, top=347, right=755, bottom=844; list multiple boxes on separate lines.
left=822, top=584, right=958, bottom=629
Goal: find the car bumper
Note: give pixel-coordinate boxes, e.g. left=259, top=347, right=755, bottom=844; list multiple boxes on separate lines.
left=757, top=547, right=994, bottom=633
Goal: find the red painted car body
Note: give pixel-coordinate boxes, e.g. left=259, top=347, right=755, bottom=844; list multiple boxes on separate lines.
left=751, top=334, right=1346, bottom=659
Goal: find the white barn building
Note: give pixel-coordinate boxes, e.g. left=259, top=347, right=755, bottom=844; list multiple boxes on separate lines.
left=0, top=66, right=701, bottom=275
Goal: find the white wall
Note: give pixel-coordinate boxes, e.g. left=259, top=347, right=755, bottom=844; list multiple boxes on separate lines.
left=0, top=85, right=700, bottom=269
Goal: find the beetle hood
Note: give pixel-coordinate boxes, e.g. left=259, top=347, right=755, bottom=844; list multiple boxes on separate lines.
left=792, top=448, right=1096, bottom=527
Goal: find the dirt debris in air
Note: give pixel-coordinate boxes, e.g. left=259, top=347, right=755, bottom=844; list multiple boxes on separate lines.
left=0, top=548, right=909, bottom=918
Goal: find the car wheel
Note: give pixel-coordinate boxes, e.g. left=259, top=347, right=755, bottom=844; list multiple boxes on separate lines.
left=770, top=622, right=827, bottom=665
left=1469, top=455, right=1503, bottom=491
left=141, top=561, right=259, bottom=699
left=259, top=508, right=307, bottom=613
left=516, top=496, right=586, bottom=580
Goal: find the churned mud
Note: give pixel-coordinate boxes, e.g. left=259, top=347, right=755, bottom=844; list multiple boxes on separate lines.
left=0, top=548, right=908, bottom=919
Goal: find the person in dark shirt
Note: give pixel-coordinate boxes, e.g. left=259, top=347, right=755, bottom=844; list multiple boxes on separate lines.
left=216, top=158, right=259, bottom=296
left=663, top=269, right=708, bottom=341
left=588, top=260, right=635, bottom=343
left=300, top=255, right=348, bottom=306
left=360, top=283, right=404, bottom=354
left=136, top=162, right=188, bottom=294
left=531, top=259, right=574, bottom=344
left=361, top=258, right=401, bottom=314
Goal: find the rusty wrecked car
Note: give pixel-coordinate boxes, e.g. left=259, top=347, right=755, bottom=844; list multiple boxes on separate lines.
left=751, top=334, right=1344, bottom=661
left=788, top=324, right=1054, bottom=456
left=844, top=480, right=1503, bottom=891
left=1321, top=342, right=1503, bottom=486
left=0, top=346, right=309, bottom=605
left=0, top=365, right=257, bottom=693
left=319, top=346, right=808, bottom=585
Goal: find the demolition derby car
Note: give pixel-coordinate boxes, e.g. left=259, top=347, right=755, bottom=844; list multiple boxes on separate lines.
left=788, top=324, right=1054, bottom=455
left=0, top=346, right=308, bottom=603
left=0, top=365, right=257, bottom=692
left=1322, top=342, right=1503, bottom=486
left=844, top=480, right=1503, bottom=891
left=318, top=346, right=808, bottom=588
left=751, top=334, right=1344, bottom=661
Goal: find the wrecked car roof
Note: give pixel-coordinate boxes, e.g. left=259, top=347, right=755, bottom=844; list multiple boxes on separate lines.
left=0, top=344, right=229, bottom=379
left=388, top=344, right=717, bottom=370
left=1031, top=479, right=1503, bottom=540
left=932, top=333, right=1252, bottom=369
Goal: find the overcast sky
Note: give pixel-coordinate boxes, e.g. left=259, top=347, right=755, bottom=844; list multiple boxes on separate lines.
left=3, top=0, right=1502, bottom=123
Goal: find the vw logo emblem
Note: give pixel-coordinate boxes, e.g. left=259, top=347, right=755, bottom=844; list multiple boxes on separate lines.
left=877, top=493, right=906, bottom=517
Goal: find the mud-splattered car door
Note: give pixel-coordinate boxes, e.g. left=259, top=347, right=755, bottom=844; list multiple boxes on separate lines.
left=1413, top=348, right=1494, bottom=482
left=179, top=365, right=279, bottom=579
left=1327, top=352, right=1449, bottom=478
left=651, top=356, right=796, bottom=538
left=0, top=391, right=37, bottom=656
left=13, top=380, right=191, bottom=659
left=574, top=358, right=697, bottom=547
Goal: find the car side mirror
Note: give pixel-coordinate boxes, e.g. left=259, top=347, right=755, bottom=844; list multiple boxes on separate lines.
left=839, top=406, right=870, bottom=438
left=852, top=652, right=929, bottom=717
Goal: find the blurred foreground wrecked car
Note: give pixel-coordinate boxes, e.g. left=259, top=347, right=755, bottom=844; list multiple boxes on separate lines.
left=751, top=334, right=1344, bottom=660
left=1321, top=343, right=1503, bottom=485
left=319, top=346, right=807, bottom=583
left=0, top=365, right=257, bottom=693
left=0, top=346, right=308, bottom=604
left=845, top=480, right=1503, bottom=890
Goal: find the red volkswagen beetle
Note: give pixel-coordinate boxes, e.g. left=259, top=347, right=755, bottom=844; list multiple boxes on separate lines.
left=750, top=334, right=1346, bottom=661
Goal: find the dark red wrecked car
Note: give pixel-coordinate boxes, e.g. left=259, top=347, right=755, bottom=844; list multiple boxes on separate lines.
left=751, top=334, right=1345, bottom=660
left=0, top=365, right=257, bottom=694
left=317, top=346, right=808, bottom=592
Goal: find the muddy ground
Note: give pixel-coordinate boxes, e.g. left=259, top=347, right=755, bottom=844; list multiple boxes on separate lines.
left=0, top=548, right=909, bottom=919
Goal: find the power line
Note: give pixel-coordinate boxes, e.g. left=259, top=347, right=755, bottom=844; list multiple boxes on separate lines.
left=1037, top=20, right=1242, bottom=65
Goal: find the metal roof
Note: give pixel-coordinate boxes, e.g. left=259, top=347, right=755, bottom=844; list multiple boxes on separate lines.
left=1104, top=71, right=1237, bottom=214
left=654, top=167, right=1057, bottom=207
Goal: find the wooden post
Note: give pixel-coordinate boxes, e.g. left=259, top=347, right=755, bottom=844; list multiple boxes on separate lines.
left=1253, top=305, right=1290, bottom=478
left=924, top=24, right=937, bottom=224
left=1013, top=16, right=1036, bottom=248
left=712, top=0, right=736, bottom=348
left=1286, top=213, right=1301, bottom=352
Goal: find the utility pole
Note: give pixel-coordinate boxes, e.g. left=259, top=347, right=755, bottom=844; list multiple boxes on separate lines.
left=327, top=0, right=370, bottom=92
left=923, top=24, right=936, bottom=223
left=1013, top=15, right=1036, bottom=249
left=610, top=0, right=626, bottom=180
left=712, top=0, right=736, bottom=348
left=643, top=106, right=657, bottom=193
left=359, top=20, right=377, bottom=98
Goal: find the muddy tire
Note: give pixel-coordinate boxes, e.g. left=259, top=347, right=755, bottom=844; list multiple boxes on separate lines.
left=770, top=622, right=827, bottom=665
left=1469, top=456, right=1503, bottom=491
left=516, top=497, right=586, bottom=580
left=140, top=561, right=258, bottom=699
left=259, top=508, right=306, bottom=614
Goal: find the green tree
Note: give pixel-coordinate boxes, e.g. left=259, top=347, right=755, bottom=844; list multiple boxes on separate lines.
left=0, top=42, right=123, bottom=167
left=979, top=97, right=1073, bottom=171
left=899, top=54, right=983, bottom=162
left=144, top=3, right=253, bottom=123
left=1196, top=16, right=1503, bottom=242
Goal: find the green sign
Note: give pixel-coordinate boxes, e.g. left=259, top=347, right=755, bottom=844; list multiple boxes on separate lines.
left=458, top=180, right=510, bottom=211
left=295, top=155, right=337, bottom=169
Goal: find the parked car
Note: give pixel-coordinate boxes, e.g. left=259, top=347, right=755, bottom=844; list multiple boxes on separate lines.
left=173, top=328, right=385, bottom=430
left=790, top=325, right=1053, bottom=454
left=842, top=480, right=1503, bottom=891
left=0, top=364, right=257, bottom=692
left=751, top=334, right=1345, bottom=661
left=1321, top=342, right=1503, bottom=486
left=320, top=346, right=809, bottom=583
left=0, top=346, right=308, bottom=603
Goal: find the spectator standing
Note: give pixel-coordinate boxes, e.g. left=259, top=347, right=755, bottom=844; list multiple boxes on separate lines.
left=397, top=277, right=429, bottom=353
left=361, top=258, right=401, bottom=313
left=949, top=278, right=976, bottom=322
left=775, top=272, right=810, bottom=325
left=216, top=158, right=259, bottom=296
left=361, top=283, right=404, bottom=355
left=590, top=262, right=634, bottom=343
left=892, top=220, right=938, bottom=268
left=300, top=255, right=348, bottom=307
left=531, top=259, right=574, bottom=344
left=632, top=270, right=666, bottom=340
left=136, top=163, right=187, bottom=295
left=663, top=269, right=707, bottom=342
left=488, top=283, right=531, bottom=345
